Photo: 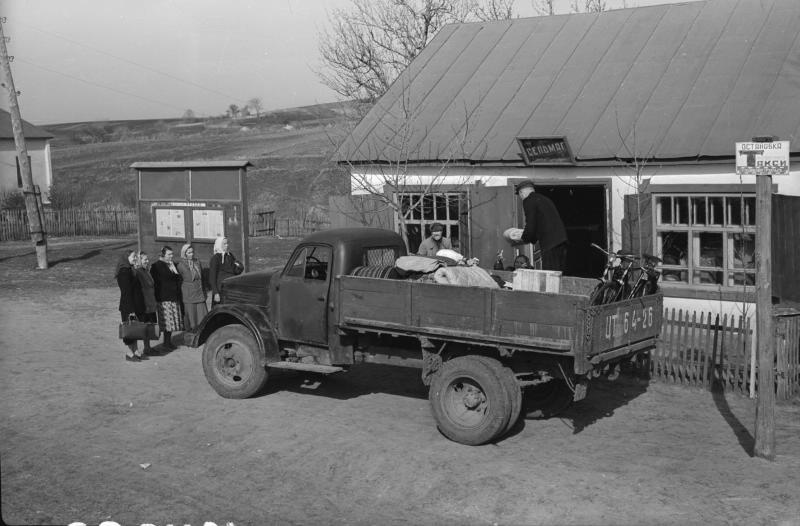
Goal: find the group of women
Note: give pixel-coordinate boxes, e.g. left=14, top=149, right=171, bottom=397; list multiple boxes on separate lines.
left=116, top=236, right=242, bottom=362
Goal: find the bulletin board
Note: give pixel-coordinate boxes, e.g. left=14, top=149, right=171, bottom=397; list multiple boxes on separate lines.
left=133, top=161, right=251, bottom=270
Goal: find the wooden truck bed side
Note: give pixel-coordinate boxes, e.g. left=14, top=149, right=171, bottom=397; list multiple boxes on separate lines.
left=336, top=276, right=663, bottom=371
left=336, top=276, right=578, bottom=354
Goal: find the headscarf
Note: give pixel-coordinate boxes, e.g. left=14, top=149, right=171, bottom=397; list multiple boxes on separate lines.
left=213, top=236, right=228, bottom=263
left=180, top=243, right=200, bottom=280
left=114, top=251, right=134, bottom=278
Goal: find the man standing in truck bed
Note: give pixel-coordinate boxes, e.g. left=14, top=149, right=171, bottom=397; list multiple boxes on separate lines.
left=515, top=180, right=568, bottom=272
left=417, top=222, right=452, bottom=256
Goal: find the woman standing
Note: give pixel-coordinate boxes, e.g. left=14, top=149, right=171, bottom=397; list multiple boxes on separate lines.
left=150, top=245, right=183, bottom=350
left=209, top=236, right=243, bottom=306
left=177, top=243, right=208, bottom=331
left=116, top=250, right=146, bottom=362
left=134, top=251, right=158, bottom=355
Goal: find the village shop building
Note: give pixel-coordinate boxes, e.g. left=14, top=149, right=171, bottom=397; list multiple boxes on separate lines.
left=0, top=109, right=53, bottom=203
left=333, top=0, right=800, bottom=319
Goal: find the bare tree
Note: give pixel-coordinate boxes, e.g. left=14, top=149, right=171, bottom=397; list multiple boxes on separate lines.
left=248, top=97, right=263, bottom=118
left=182, top=109, right=196, bottom=119
left=227, top=104, right=240, bottom=118
left=317, top=0, right=517, bottom=103
left=531, top=0, right=556, bottom=15
left=570, top=0, right=608, bottom=13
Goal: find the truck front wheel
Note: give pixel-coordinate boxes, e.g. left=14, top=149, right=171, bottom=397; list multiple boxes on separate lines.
left=429, top=356, right=511, bottom=445
left=202, top=325, right=268, bottom=399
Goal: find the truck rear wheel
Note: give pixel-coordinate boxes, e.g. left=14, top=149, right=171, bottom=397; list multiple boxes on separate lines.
left=203, top=325, right=268, bottom=399
left=429, top=356, right=511, bottom=445
left=472, top=356, right=522, bottom=436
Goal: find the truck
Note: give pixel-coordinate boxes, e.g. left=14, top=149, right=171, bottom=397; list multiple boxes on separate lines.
left=190, top=228, right=663, bottom=445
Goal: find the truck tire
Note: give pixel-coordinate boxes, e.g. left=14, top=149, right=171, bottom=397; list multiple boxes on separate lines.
left=428, top=356, right=512, bottom=445
left=202, top=325, right=268, bottom=399
left=472, top=356, right=522, bottom=436
left=523, top=378, right=573, bottom=419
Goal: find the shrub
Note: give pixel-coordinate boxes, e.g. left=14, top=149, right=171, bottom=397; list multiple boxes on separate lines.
left=0, top=189, right=26, bottom=210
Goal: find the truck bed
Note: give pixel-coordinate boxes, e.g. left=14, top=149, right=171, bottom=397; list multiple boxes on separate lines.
left=335, top=275, right=663, bottom=373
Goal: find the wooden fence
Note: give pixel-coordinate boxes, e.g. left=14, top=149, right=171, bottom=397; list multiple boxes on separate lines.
left=0, top=207, right=138, bottom=240
left=642, top=308, right=800, bottom=400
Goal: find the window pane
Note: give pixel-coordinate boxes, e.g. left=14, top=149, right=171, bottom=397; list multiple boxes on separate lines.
left=657, top=196, right=672, bottom=224
left=708, top=197, right=723, bottom=225
left=410, top=195, right=420, bottom=220
left=691, top=197, right=706, bottom=225
left=728, top=197, right=743, bottom=226
left=286, top=247, right=307, bottom=277
left=450, top=225, right=460, bottom=250
left=744, top=197, right=756, bottom=225
left=422, top=195, right=434, bottom=220
left=435, top=194, right=447, bottom=220
left=448, top=195, right=459, bottom=221
left=696, top=232, right=723, bottom=268
left=660, top=231, right=688, bottom=266
left=730, top=272, right=755, bottom=287
left=693, top=270, right=723, bottom=285
left=731, top=233, right=755, bottom=269
left=406, top=224, right=422, bottom=254
left=675, top=196, right=689, bottom=224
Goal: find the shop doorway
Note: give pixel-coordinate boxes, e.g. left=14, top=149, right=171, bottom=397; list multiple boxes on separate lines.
left=528, top=184, right=608, bottom=278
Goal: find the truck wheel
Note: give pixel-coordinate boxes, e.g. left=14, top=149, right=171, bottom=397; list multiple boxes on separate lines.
left=472, top=356, right=522, bottom=436
left=429, top=356, right=511, bottom=445
left=202, top=325, right=268, bottom=399
left=523, top=378, right=573, bottom=419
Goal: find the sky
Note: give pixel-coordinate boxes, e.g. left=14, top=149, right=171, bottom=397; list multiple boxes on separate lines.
left=1, top=0, right=699, bottom=125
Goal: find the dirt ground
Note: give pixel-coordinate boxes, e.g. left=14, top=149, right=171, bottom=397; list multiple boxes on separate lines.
left=1, top=236, right=799, bottom=526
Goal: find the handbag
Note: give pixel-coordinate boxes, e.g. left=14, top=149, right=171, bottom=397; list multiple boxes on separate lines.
left=119, top=314, right=160, bottom=340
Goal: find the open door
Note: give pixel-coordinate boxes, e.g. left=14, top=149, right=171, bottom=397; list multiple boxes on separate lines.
left=469, top=184, right=517, bottom=269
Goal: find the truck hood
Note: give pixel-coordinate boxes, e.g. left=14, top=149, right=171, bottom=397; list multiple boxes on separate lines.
left=221, top=267, right=280, bottom=307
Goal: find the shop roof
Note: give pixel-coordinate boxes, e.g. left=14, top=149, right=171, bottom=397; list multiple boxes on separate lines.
left=337, top=0, right=800, bottom=165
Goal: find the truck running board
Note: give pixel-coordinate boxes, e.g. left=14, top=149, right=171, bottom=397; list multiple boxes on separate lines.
left=267, top=361, right=344, bottom=374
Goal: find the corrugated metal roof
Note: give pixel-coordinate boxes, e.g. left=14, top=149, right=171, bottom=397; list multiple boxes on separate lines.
left=337, top=0, right=800, bottom=165
left=0, top=109, right=53, bottom=140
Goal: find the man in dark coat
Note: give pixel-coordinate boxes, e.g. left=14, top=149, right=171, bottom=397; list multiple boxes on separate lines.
left=515, top=180, right=568, bottom=272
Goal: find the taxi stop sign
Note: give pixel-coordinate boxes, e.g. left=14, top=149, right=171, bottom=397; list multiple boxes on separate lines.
left=736, top=140, right=790, bottom=175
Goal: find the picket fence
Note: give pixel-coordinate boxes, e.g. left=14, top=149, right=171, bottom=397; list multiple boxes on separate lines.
left=641, top=308, right=800, bottom=400
left=0, top=207, right=137, bottom=240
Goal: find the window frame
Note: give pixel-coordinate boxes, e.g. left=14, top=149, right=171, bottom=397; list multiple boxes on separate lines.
left=395, top=189, right=466, bottom=254
left=653, top=192, right=756, bottom=290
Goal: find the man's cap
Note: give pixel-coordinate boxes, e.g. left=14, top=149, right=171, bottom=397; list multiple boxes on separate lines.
left=430, top=222, right=444, bottom=232
left=514, top=180, right=536, bottom=194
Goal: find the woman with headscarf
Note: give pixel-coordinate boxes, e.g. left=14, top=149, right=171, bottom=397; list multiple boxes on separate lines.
left=116, top=250, right=146, bottom=362
left=134, top=251, right=158, bottom=355
left=209, top=236, right=243, bottom=306
left=177, top=243, right=208, bottom=331
left=150, top=245, right=183, bottom=350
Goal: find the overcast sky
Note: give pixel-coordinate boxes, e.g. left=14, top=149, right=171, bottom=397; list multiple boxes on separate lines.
left=2, top=0, right=698, bottom=125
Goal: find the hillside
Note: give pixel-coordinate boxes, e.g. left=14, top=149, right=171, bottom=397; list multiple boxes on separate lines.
left=41, top=102, right=363, bottom=219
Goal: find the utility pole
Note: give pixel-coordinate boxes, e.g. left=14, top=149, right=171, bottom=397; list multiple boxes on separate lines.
left=751, top=135, right=775, bottom=460
left=0, top=18, right=48, bottom=269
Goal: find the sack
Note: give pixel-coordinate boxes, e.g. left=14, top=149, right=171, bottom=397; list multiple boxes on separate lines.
left=119, top=315, right=160, bottom=340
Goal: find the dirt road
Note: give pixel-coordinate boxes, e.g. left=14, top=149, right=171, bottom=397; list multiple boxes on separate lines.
left=1, top=237, right=799, bottom=525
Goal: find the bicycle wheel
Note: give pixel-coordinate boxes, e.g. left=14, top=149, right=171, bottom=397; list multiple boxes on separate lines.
left=600, top=282, right=621, bottom=304
left=589, top=282, right=605, bottom=306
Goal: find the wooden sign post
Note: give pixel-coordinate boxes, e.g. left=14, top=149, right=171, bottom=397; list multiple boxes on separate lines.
left=737, top=137, right=790, bottom=461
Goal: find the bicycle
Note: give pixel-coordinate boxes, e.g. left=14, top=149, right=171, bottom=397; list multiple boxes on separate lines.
left=588, top=244, right=638, bottom=305
left=627, top=253, right=662, bottom=299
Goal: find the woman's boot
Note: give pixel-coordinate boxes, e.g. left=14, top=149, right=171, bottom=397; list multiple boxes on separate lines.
left=163, top=331, right=173, bottom=349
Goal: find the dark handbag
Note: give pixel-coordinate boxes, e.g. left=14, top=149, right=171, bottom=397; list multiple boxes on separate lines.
left=119, top=315, right=160, bottom=340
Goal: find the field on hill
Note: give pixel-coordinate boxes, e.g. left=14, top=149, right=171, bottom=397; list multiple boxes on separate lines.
left=41, top=102, right=359, bottom=218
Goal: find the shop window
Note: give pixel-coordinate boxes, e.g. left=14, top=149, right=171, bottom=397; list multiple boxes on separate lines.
left=397, top=191, right=464, bottom=253
left=655, top=194, right=756, bottom=288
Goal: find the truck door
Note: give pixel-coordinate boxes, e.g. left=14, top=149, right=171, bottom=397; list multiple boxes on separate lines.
left=277, top=244, right=332, bottom=345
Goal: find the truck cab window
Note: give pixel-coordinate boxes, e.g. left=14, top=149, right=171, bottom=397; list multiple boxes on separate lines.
left=285, top=245, right=331, bottom=280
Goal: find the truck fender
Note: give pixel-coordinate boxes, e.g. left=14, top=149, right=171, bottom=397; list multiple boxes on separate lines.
left=191, top=305, right=280, bottom=366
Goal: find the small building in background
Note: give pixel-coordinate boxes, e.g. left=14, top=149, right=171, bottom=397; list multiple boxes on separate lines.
left=0, top=109, right=53, bottom=203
